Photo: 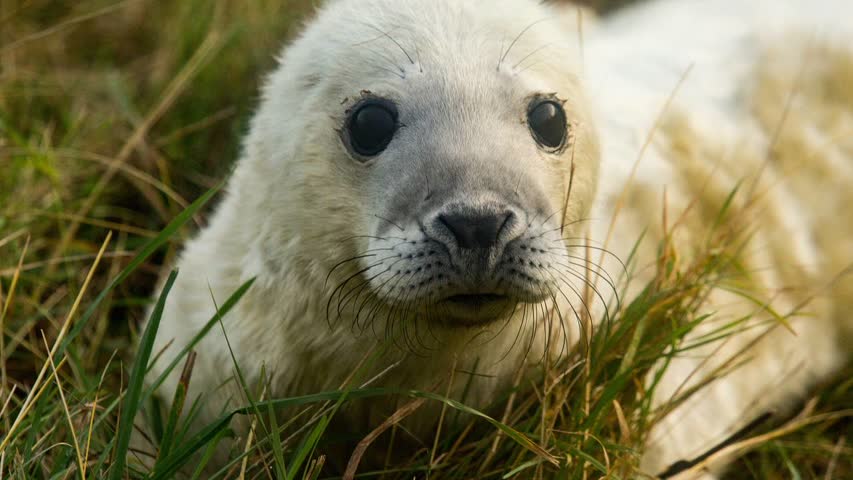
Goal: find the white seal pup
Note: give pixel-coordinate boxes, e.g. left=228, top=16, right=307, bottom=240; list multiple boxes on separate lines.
left=144, top=0, right=600, bottom=470
left=141, top=0, right=853, bottom=477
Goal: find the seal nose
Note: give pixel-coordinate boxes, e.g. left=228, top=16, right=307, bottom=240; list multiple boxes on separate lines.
left=438, top=211, right=512, bottom=249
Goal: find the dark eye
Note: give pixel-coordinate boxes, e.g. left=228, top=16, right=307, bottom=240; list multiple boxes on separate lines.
left=347, top=100, right=398, bottom=157
left=528, top=100, right=568, bottom=150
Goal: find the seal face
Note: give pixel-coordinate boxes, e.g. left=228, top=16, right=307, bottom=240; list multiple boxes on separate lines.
left=336, top=83, right=586, bottom=326
left=317, top=23, right=599, bottom=328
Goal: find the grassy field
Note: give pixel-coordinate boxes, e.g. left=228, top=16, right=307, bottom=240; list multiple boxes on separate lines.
left=1, top=0, right=850, bottom=478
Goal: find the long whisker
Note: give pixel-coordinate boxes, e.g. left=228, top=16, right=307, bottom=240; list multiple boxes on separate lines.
left=511, top=42, right=555, bottom=71
left=551, top=242, right=629, bottom=276
left=556, top=253, right=622, bottom=294
left=552, top=258, right=620, bottom=313
left=352, top=263, right=406, bottom=330
left=363, top=263, right=414, bottom=336
left=534, top=284, right=555, bottom=365
left=546, top=287, right=572, bottom=362
left=397, top=278, right=435, bottom=354
left=363, top=59, right=406, bottom=79
left=364, top=23, right=415, bottom=65
left=381, top=271, right=424, bottom=354
left=555, top=275, right=595, bottom=348
left=498, top=18, right=550, bottom=69
left=520, top=293, right=540, bottom=365
left=553, top=263, right=612, bottom=325
left=326, top=256, right=397, bottom=326
left=336, top=254, right=406, bottom=319
left=540, top=268, right=584, bottom=355
left=337, top=235, right=409, bottom=244
left=325, top=253, right=378, bottom=288
left=538, top=217, right=597, bottom=237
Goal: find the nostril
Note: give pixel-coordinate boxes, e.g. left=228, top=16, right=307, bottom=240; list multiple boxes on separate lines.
left=438, top=211, right=513, bottom=249
left=497, top=211, right=513, bottom=237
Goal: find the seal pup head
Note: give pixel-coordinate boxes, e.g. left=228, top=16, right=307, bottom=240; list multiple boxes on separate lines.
left=239, top=0, right=599, bottom=335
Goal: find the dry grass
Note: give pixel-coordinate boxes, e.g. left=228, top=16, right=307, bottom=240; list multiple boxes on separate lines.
left=0, top=0, right=850, bottom=478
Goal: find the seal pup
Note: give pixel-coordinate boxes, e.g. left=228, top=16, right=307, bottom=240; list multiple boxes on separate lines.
left=143, top=0, right=601, bottom=468
left=141, top=0, right=853, bottom=477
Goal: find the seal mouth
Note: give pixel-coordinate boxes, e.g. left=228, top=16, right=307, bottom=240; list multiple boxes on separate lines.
left=435, top=292, right=514, bottom=325
left=444, top=293, right=508, bottom=307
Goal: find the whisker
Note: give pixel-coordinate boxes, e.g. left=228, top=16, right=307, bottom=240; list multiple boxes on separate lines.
left=336, top=256, right=405, bottom=319
left=498, top=18, right=550, bottom=69
left=556, top=253, right=621, bottom=289
left=521, top=295, right=539, bottom=365
left=552, top=265, right=599, bottom=318
left=545, top=287, right=572, bottom=362
left=398, top=282, right=435, bottom=354
left=540, top=268, right=585, bottom=353
left=511, top=42, right=555, bottom=71
left=325, top=253, right=378, bottom=288
left=326, top=256, right=397, bottom=326
left=364, top=23, right=416, bottom=65
left=537, top=217, right=596, bottom=237
left=353, top=268, right=403, bottom=330
left=552, top=259, right=620, bottom=311
left=554, top=276, right=595, bottom=347
left=553, top=263, right=613, bottom=325
left=334, top=235, right=409, bottom=246
left=382, top=275, right=424, bottom=354
left=364, top=59, right=406, bottom=79
left=373, top=214, right=406, bottom=233
left=534, top=284, right=555, bottom=365
left=552, top=243, right=629, bottom=276
left=362, top=262, right=415, bottom=334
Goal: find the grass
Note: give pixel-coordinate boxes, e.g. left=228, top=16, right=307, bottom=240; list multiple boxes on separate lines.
left=0, top=0, right=850, bottom=478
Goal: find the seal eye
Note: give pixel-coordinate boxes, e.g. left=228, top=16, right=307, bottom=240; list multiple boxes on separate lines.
left=347, top=100, right=398, bottom=157
left=528, top=100, right=568, bottom=150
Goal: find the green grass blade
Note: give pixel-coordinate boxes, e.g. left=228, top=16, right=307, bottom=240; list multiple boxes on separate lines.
left=157, top=353, right=193, bottom=460
left=569, top=448, right=608, bottom=474
left=189, top=427, right=232, bottom=480
left=60, top=186, right=220, bottom=357
left=266, top=387, right=288, bottom=479
left=285, top=414, right=329, bottom=480
left=143, top=277, right=256, bottom=397
left=502, top=459, right=544, bottom=479
left=149, top=414, right=235, bottom=480
left=109, top=269, right=178, bottom=480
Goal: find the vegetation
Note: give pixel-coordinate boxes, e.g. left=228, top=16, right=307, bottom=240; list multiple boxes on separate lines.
left=1, top=0, right=849, bottom=478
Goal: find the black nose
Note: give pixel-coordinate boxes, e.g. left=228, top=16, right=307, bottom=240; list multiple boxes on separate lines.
left=438, top=211, right=512, bottom=249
